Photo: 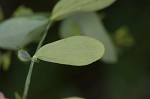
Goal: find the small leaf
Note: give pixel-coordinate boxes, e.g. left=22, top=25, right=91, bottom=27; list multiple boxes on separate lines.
left=0, top=17, right=48, bottom=50
left=2, top=52, right=11, bottom=71
left=34, top=36, right=105, bottom=66
left=51, top=0, right=116, bottom=20
left=18, top=49, right=31, bottom=62
left=14, top=92, right=21, bottom=99
left=114, top=26, right=135, bottom=47
left=59, top=12, right=118, bottom=63
left=62, top=96, right=85, bottom=99
left=12, top=5, right=50, bottom=19
left=12, top=5, right=34, bottom=17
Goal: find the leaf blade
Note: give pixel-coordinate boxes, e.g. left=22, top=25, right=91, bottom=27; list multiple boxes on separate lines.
left=51, top=0, right=116, bottom=20
left=34, top=36, right=104, bottom=66
left=0, top=17, right=48, bottom=50
left=59, top=12, right=118, bottom=63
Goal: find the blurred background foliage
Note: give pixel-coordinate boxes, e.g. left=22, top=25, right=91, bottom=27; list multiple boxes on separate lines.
left=0, top=0, right=150, bottom=99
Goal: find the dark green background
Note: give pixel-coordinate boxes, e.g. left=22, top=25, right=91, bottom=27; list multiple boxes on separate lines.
left=0, top=0, right=150, bottom=99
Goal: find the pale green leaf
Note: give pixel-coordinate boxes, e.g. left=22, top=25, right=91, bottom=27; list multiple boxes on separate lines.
left=34, top=36, right=105, bottom=66
left=51, top=0, right=116, bottom=20
left=18, top=49, right=31, bottom=62
left=62, top=96, right=85, bottom=99
left=0, top=17, right=48, bottom=50
left=59, top=12, right=118, bottom=63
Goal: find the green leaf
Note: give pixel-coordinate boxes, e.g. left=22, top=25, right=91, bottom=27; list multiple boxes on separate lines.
left=59, top=17, right=82, bottom=38
left=18, top=49, right=31, bottom=62
left=0, top=17, right=48, bottom=50
left=114, top=26, right=135, bottom=47
left=51, top=0, right=116, bottom=21
left=62, top=97, right=85, bottom=99
left=12, top=5, right=34, bottom=17
left=59, top=12, right=118, bottom=63
left=34, top=36, right=104, bottom=66
left=12, top=5, right=50, bottom=18
left=1, top=51, right=11, bottom=71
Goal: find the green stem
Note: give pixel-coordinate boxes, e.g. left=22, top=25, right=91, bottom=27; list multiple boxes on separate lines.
left=22, top=20, right=52, bottom=99
left=36, top=20, right=52, bottom=52
left=22, top=60, right=34, bottom=99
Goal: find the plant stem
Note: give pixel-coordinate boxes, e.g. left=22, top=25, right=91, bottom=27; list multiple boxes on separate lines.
left=22, top=20, right=52, bottom=99
left=22, top=60, right=34, bottom=99
left=36, top=20, right=52, bottom=52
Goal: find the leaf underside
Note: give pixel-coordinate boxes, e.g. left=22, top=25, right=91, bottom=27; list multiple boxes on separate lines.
left=35, top=36, right=105, bottom=66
